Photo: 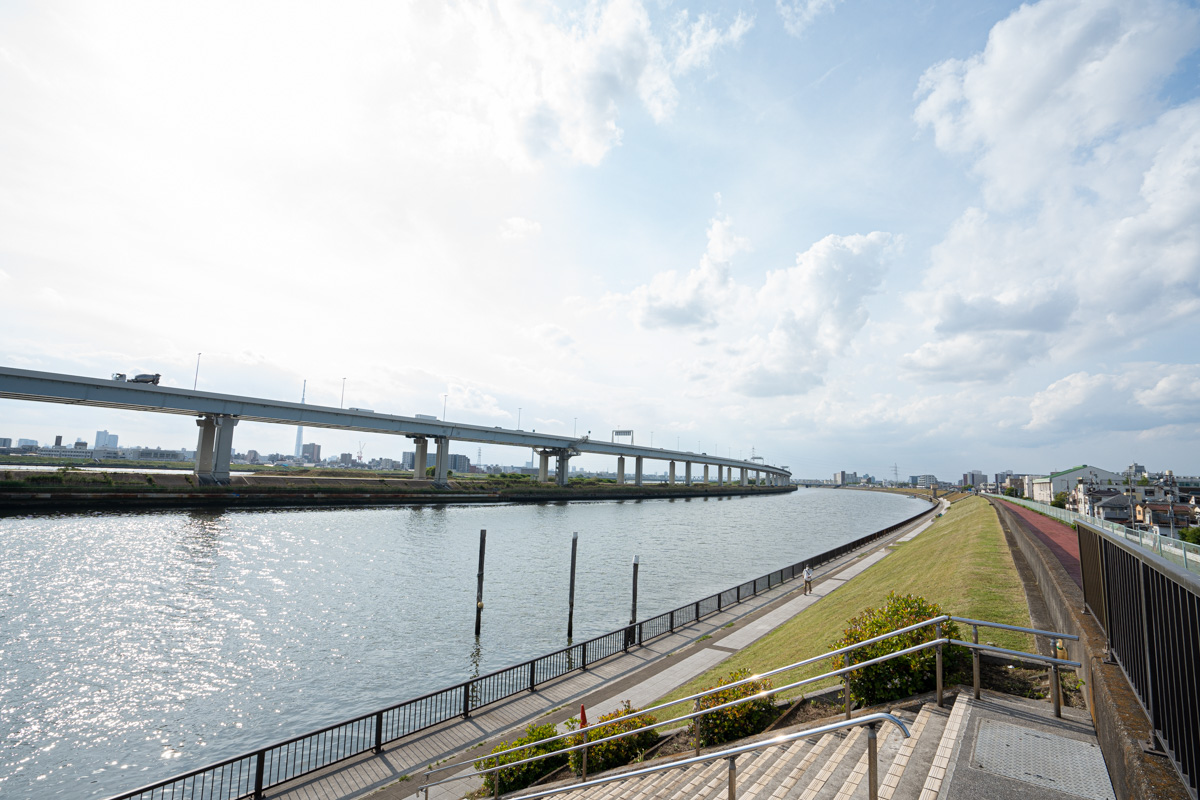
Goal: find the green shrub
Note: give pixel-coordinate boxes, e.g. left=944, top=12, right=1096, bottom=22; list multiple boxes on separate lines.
left=473, top=723, right=566, bottom=795
left=567, top=701, right=658, bottom=775
left=831, top=593, right=968, bottom=708
left=688, top=668, right=776, bottom=747
left=1180, top=526, right=1200, bottom=545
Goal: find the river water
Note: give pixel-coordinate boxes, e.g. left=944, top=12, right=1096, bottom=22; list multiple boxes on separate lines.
left=0, top=489, right=928, bottom=798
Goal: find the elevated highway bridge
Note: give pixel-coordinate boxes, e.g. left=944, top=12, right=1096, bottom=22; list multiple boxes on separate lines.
left=0, top=367, right=791, bottom=488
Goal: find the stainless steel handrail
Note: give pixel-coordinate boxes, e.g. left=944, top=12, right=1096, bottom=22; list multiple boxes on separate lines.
left=949, top=615, right=1079, bottom=640
left=422, top=616, right=1083, bottom=797
left=421, top=614, right=953, bottom=781
left=436, top=713, right=910, bottom=800
left=425, top=612, right=1076, bottom=781
left=421, top=640, right=943, bottom=793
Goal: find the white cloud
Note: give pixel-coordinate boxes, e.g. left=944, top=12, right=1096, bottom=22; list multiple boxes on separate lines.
left=905, top=0, right=1200, bottom=382
left=630, top=213, right=750, bottom=329
left=499, top=216, right=542, bottom=240
left=914, top=0, right=1198, bottom=207
left=736, top=231, right=896, bottom=395
left=447, top=382, right=508, bottom=419
left=627, top=218, right=895, bottom=396
left=1025, top=365, right=1200, bottom=435
left=671, top=10, right=753, bottom=74
left=531, top=323, right=574, bottom=349
left=776, top=0, right=842, bottom=38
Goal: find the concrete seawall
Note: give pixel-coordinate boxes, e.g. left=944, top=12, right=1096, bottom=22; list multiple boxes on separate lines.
left=0, top=472, right=797, bottom=512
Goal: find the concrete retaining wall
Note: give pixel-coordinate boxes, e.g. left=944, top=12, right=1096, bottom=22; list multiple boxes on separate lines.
left=988, top=498, right=1187, bottom=800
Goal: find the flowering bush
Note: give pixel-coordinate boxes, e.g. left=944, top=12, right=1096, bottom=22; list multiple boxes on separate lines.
left=688, top=668, right=776, bottom=747
left=474, top=723, right=566, bottom=795
left=831, top=593, right=968, bottom=707
left=567, top=701, right=659, bottom=775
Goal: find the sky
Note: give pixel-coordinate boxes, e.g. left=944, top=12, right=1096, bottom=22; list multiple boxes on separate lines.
left=2, top=0, right=1199, bottom=481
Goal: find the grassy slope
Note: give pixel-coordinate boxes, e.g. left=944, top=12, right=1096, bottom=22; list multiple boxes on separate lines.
left=651, top=496, right=1031, bottom=716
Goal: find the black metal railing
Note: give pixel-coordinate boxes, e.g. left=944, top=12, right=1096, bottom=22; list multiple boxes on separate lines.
left=1077, top=520, right=1199, bottom=799
left=109, top=500, right=937, bottom=800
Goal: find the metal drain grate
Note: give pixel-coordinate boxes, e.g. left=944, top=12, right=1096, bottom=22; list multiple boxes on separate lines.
left=971, top=719, right=1115, bottom=800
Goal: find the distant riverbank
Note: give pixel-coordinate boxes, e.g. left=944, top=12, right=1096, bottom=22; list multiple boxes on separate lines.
left=0, top=469, right=795, bottom=512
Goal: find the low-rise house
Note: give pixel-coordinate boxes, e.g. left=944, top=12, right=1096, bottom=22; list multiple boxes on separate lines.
left=1096, top=495, right=1135, bottom=525
left=1136, top=501, right=1195, bottom=536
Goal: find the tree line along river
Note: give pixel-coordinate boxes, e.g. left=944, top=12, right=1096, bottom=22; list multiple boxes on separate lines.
left=0, top=488, right=929, bottom=799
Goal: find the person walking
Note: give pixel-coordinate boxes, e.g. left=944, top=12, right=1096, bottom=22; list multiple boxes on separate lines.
left=803, top=566, right=813, bottom=595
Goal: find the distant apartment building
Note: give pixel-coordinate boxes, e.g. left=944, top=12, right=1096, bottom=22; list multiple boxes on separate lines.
left=301, top=443, right=322, bottom=463
left=17, top=438, right=38, bottom=449
left=0, top=437, right=10, bottom=448
left=339, top=453, right=354, bottom=465
left=402, top=451, right=471, bottom=472
left=833, top=470, right=858, bottom=486
left=1031, top=465, right=1125, bottom=503
left=961, top=470, right=986, bottom=487
left=95, top=430, right=119, bottom=449
left=909, top=474, right=938, bottom=488
left=129, top=448, right=185, bottom=461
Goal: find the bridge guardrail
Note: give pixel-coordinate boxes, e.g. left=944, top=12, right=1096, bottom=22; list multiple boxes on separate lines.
left=1075, top=520, right=1199, bottom=799
left=107, top=500, right=937, bottom=800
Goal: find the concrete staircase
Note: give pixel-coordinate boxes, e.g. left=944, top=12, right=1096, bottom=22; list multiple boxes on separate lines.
left=531, top=689, right=1115, bottom=800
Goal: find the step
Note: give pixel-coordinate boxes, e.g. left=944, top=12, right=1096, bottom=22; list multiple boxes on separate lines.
left=880, top=700, right=954, bottom=800
left=798, top=727, right=863, bottom=800
left=916, top=694, right=973, bottom=800
left=697, top=752, right=755, bottom=800
left=766, top=733, right=837, bottom=800
left=739, top=738, right=812, bottom=800
left=878, top=705, right=935, bottom=800
left=832, top=711, right=915, bottom=800
left=650, top=757, right=728, bottom=800
left=726, top=740, right=804, bottom=800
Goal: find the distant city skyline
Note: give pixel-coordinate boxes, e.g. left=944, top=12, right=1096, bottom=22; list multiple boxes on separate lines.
left=2, top=0, right=1199, bottom=478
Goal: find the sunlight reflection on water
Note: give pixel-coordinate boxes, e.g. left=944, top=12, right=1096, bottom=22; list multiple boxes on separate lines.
left=0, top=489, right=928, bottom=798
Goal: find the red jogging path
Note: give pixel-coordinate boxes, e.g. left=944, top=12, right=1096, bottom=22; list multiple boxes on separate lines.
left=995, top=499, right=1083, bottom=587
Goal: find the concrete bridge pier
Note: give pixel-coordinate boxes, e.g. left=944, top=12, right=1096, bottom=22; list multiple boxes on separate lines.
left=434, top=437, right=450, bottom=485
left=538, top=451, right=550, bottom=482
left=669, top=461, right=676, bottom=485
left=685, top=461, right=692, bottom=485
left=716, top=465, right=723, bottom=486
left=410, top=437, right=429, bottom=478
left=740, top=467, right=748, bottom=486
left=194, top=414, right=238, bottom=485
left=555, top=451, right=571, bottom=486
left=616, top=456, right=625, bottom=484
left=635, top=456, right=644, bottom=486
left=703, top=464, right=709, bottom=483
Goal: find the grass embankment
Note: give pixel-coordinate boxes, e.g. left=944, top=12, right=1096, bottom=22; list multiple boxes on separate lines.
left=651, top=496, right=1031, bottom=720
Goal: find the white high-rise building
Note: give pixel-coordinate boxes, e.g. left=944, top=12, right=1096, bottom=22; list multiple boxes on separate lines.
left=95, top=430, right=119, bottom=448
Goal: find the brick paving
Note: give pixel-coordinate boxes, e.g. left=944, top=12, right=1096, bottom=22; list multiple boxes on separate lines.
left=995, top=501, right=1082, bottom=587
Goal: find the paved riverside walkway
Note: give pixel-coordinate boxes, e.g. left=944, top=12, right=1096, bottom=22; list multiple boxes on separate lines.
left=266, top=504, right=941, bottom=800
left=995, top=501, right=1083, bottom=587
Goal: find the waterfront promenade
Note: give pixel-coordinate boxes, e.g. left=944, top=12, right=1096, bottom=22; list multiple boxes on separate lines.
left=261, top=504, right=944, bottom=800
